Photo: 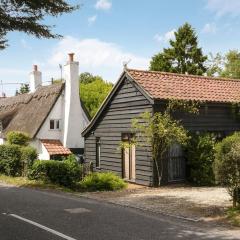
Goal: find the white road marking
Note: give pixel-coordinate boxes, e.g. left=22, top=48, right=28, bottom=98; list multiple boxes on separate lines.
left=9, top=214, right=77, bottom=240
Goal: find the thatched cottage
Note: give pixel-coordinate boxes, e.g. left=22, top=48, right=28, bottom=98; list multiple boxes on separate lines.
left=0, top=53, right=90, bottom=160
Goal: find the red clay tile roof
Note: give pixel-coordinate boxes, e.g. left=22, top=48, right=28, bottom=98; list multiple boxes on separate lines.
left=127, top=69, right=240, bottom=103
left=41, top=139, right=72, bottom=156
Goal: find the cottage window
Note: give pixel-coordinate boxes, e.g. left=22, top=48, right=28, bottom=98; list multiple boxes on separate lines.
left=96, top=137, right=101, bottom=168
left=50, top=119, right=61, bottom=130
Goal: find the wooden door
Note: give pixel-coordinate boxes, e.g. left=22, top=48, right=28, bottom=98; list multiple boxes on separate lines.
left=122, top=134, right=136, bottom=181
left=168, top=144, right=185, bottom=182
left=123, top=145, right=130, bottom=179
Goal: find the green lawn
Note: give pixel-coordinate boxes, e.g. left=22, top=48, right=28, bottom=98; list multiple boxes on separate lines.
left=0, top=175, right=73, bottom=192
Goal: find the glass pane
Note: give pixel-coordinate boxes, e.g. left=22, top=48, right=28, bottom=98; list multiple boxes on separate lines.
left=56, top=120, right=60, bottom=129
left=50, top=120, right=55, bottom=129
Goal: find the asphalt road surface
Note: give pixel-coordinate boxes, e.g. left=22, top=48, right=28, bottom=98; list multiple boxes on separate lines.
left=0, top=183, right=239, bottom=240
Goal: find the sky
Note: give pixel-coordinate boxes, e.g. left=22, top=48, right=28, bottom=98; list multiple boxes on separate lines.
left=1, top=0, right=240, bottom=96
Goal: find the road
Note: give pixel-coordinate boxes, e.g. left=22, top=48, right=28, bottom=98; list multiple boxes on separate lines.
left=0, top=183, right=239, bottom=240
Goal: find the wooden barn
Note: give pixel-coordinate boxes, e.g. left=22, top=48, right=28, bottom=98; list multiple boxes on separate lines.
left=82, top=69, right=240, bottom=186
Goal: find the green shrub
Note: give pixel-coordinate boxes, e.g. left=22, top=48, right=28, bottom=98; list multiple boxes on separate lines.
left=7, top=131, right=30, bottom=146
left=0, top=144, right=22, bottom=176
left=28, top=157, right=82, bottom=188
left=79, top=172, right=127, bottom=191
left=21, top=146, right=38, bottom=175
left=215, top=132, right=240, bottom=207
left=186, top=133, right=215, bottom=186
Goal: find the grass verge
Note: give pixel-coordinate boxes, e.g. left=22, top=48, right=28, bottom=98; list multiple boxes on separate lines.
left=0, top=175, right=73, bottom=193
left=227, top=207, right=240, bottom=226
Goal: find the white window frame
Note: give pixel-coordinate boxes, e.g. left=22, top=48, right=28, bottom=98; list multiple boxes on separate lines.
left=49, top=119, right=61, bottom=130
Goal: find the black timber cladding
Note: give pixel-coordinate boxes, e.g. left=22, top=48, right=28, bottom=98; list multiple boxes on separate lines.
left=84, top=76, right=154, bottom=186
left=153, top=101, right=240, bottom=184
left=84, top=70, right=240, bottom=187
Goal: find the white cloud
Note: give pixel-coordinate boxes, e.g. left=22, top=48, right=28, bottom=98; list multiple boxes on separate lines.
left=201, top=23, right=217, bottom=34
left=154, top=29, right=176, bottom=43
left=206, top=0, right=240, bottom=17
left=45, top=36, right=149, bottom=83
left=95, top=0, right=112, bottom=10
left=88, top=15, right=97, bottom=25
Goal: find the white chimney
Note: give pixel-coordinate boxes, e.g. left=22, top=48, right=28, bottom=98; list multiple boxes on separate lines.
left=63, top=53, right=84, bottom=148
left=30, top=65, right=42, bottom=93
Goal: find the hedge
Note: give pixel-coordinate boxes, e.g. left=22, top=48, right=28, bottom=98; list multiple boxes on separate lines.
left=21, top=146, right=38, bottom=175
left=28, top=156, right=82, bottom=188
left=186, top=133, right=216, bottom=186
left=6, top=131, right=30, bottom=146
left=79, top=172, right=127, bottom=191
left=0, top=144, right=22, bottom=176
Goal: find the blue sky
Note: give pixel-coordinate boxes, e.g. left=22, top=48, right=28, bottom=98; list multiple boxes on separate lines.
left=1, top=0, right=240, bottom=96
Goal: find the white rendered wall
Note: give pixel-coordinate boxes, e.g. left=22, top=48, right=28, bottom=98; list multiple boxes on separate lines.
left=30, top=139, right=50, bottom=160
left=36, top=87, right=89, bottom=149
left=63, top=60, right=86, bottom=149
left=36, top=94, right=64, bottom=141
left=0, top=138, right=4, bottom=145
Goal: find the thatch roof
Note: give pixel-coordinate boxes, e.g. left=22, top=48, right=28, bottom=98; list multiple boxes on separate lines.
left=0, top=83, right=64, bottom=138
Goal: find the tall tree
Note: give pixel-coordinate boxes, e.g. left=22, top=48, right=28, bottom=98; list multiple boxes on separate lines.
left=150, top=23, right=207, bottom=75
left=0, top=0, right=77, bottom=49
left=80, top=73, right=113, bottom=118
left=206, top=50, right=240, bottom=79
left=206, top=52, right=223, bottom=77
left=19, top=83, right=30, bottom=94
left=221, top=50, right=240, bottom=79
left=79, top=72, right=103, bottom=84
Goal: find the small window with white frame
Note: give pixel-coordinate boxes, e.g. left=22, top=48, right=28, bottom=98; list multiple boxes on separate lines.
left=50, top=119, right=61, bottom=130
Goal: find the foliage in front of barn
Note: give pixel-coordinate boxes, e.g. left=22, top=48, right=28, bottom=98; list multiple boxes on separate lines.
left=214, top=132, right=240, bottom=207
left=185, top=133, right=216, bottom=186
left=79, top=172, right=127, bottom=191
left=132, top=111, right=189, bottom=186
left=131, top=100, right=200, bottom=186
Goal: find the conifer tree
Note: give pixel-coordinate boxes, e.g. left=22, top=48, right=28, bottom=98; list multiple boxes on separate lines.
left=0, top=1, right=77, bottom=49
left=150, top=23, right=207, bottom=75
left=19, top=84, right=30, bottom=94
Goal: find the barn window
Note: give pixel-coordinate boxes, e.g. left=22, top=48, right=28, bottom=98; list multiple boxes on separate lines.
left=50, top=119, right=61, bottom=130
left=96, top=137, right=101, bottom=168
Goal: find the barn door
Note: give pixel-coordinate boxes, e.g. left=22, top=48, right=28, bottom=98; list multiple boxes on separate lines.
left=122, top=134, right=135, bottom=181
left=168, top=144, right=185, bottom=182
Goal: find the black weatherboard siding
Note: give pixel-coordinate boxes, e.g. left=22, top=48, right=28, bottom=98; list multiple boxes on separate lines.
left=84, top=76, right=154, bottom=186
left=83, top=69, right=240, bottom=187
left=154, top=101, right=240, bottom=184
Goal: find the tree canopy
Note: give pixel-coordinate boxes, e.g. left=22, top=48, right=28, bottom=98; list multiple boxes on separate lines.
left=221, top=50, right=240, bottom=79
left=0, top=0, right=77, bottom=49
left=15, top=83, right=30, bottom=95
left=207, top=50, right=240, bottom=79
left=150, top=23, right=207, bottom=75
left=79, top=72, right=104, bottom=84
left=80, top=73, right=113, bottom=118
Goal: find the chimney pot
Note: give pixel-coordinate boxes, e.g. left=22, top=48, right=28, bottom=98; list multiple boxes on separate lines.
left=33, top=65, right=38, bottom=71
left=68, top=53, right=74, bottom=62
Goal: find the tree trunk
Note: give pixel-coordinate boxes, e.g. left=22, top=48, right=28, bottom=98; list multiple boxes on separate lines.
left=233, top=189, right=237, bottom=208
